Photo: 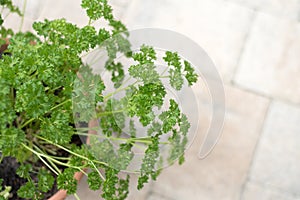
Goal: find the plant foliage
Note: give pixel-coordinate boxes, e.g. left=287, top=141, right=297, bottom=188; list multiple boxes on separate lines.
left=0, top=0, right=198, bottom=199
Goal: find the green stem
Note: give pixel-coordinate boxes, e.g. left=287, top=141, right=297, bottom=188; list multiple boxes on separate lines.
left=30, top=70, right=38, bottom=77
left=20, top=100, right=69, bottom=129
left=3, top=12, right=10, bottom=20
left=75, top=132, right=170, bottom=145
left=74, top=193, right=81, bottom=200
left=90, top=161, right=105, bottom=181
left=80, top=47, right=99, bottom=59
left=20, top=99, right=71, bottom=128
left=96, top=109, right=127, bottom=117
left=33, top=145, right=62, bottom=174
left=160, top=65, right=169, bottom=76
left=24, top=143, right=87, bottom=176
left=39, top=154, right=61, bottom=175
left=50, top=99, right=71, bottom=111
left=20, top=118, right=35, bottom=129
left=19, top=0, right=27, bottom=31
left=48, top=155, right=70, bottom=161
left=45, top=85, right=62, bottom=93
left=103, top=80, right=138, bottom=101
left=159, top=75, right=169, bottom=78
left=22, top=144, right=59, bottom=176
left=35, top=135, right=109, bottom=167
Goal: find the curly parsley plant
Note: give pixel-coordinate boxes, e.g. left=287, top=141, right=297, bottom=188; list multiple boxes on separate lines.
left=0, top=0, right=198, bottom=199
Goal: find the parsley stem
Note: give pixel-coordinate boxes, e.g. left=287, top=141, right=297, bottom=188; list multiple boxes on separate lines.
left=35, top=135, right=109, bottom=167
left=45, top=85, right=62, bottom=92
left=160, top=66, right=169, bottom=76
left=20, top=99, right=71, bottom=128
left=3, top=12, right=10, bottom=20
left=74, top=193, right=81, bottom=200
left=38, top=154, right=60, bottom=175
left=159, top=75, right=169, bottom=78
left=19, top=0, right=27, bottom=32
left=75, top=132, right=170, bottom=145
left=80, top=47, right=99, bottom=58
left=20, top=118, right=35, bottom=129
left=103, top=80, right=138, bottom=101
left=75, top=132, right=147, bottom=143
left=50, top=99, right=71, bottom=111
left=22, top=143, right=60, bottom=176
left=33, top=144, right=62, bottom=175
left=89, top=161, right=106, bottom=181
left=97, top=109, right=127, bottom=117
left=23, top=143, right=88, bottom=176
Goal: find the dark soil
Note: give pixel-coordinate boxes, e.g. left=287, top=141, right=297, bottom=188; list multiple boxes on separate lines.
left=0, top=156, right=60, bottom=200
left=0, top=134, right=86, bottom=200
left=0, top=156, right=27, bottom=199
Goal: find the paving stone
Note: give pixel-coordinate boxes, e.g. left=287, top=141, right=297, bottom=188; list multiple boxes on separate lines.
left=38, top=0, right=89, bottom=26
left=146, top=85, right=269, bottom=200
left=123, top=0, right=254, bottom=82
left=243, top=101, right=300, bottom=198
left=12, top=0, right=45, bottom=20
left=39, top=0, right=128, bottom=25
left=242, top=181, right=299, bottom=200
left=234, top=13, right=300, bottom=104
left=147, top=193, right=172, bottom=200
left=227, top=0, right=300, bottom=21
left=6, top=0, right=129, bottom=30
left=109, top=0, right=133, bottom=7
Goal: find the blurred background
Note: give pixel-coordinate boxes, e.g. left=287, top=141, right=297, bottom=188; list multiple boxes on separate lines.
left=5, top=0, right=300, bottom=199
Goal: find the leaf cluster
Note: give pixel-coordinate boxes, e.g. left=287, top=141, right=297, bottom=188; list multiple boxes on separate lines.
left=0, top=0, right=199, bottom=199
left=163, top=51, right=198, bottom=90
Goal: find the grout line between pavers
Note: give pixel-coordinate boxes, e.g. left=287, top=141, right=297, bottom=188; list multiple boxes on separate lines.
left=230, top=9, right=257, bottom=85
left=146, top=191, right=176, bottom=200
left=232, top=82, right=300, bottom=108
left=225, top=0, right=300, bottom=23
left=298, top=0, right=300, bottom=22
left=238, top=99, right=273, bottom=200
left=247, top=179, right=300, bottom=199
left=145, top=181, right=176, bottom=200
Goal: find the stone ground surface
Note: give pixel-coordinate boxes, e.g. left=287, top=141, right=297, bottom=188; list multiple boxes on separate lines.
left=6, top=0, right=300, bottom=199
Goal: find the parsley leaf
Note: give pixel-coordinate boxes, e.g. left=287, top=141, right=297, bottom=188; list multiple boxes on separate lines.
left=17, top=182, right=37, bottom=199
left=0, top=128, right=25, bottom=158
left=163, top=51, right=198, bottom=90
left=16, top=164, right=32, bottom=179
left=127, top=83, right=166, bottom=126
left=138, top=135, right=160, bottom=190
left=57, top=168, right=78, bottom=195
left=129, top=45, right=159, bottom=84
left=87, top=170, right=103, bottom=191
left=37, top=168, right=55, bottom=193
left=40, top=111, right=73, bottom=145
